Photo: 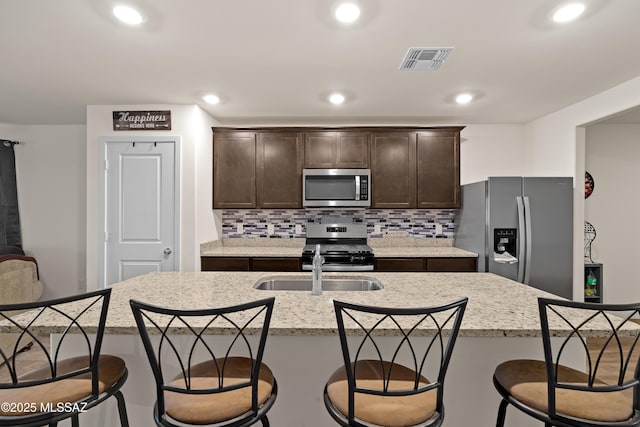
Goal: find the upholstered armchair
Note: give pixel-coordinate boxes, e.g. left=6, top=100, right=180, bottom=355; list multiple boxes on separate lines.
left=0, top=255, right=43, bottom=304
left=0, top=254, right=44, bottom=356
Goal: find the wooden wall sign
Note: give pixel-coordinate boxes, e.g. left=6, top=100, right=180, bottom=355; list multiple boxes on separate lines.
left=112, top=110, right=171, bottom=131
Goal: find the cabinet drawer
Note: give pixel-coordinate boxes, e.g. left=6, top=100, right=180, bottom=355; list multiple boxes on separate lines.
left=252, top=257, right=301, bottom=272
left=375, top=258, right=426, bottom=272
left=426, top=257, right=477, bottom=272
left=201, top=257, right=251, bottom=271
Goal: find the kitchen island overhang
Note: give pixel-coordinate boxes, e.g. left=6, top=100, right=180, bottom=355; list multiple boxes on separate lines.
left=47, top=272, right=598, bottom=427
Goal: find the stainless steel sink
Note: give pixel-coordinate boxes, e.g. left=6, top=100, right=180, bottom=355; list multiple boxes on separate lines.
left=254, top=277, right=383, bottom=291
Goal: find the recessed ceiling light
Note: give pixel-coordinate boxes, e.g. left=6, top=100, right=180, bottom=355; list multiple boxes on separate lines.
left=552, top=3, right=586, bottom=22
left=329, top=93, right=346, bottom=105
left=455, top=93, right=473, bottom=104
left=203, top=94, right=220, bottom=105
left=335, top=3, right=360, bottom=23
left=113, top=5, right=144, bottom=25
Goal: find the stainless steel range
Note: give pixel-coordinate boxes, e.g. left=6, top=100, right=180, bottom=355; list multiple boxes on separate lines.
left=301, top=221, right=374, bottom=272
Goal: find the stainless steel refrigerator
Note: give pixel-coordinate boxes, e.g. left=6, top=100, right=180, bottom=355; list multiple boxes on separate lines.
left=455, top=177, right=573, bottom=299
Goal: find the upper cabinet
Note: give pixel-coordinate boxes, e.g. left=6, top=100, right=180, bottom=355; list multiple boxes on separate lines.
left=213, top=131, right=256, bottom=208
left=416, top=129, right=461, bottom=209
left=370, top=127, right=463, bottom=209
left=213, top=129, right=303, bottom=209
left=212, top=126, right=463, bottom=210
left=256, top=131, right=303, bottom=208
left=304, top=131, right=369, bottom=168
left=370, top=132, right=417, bottom=208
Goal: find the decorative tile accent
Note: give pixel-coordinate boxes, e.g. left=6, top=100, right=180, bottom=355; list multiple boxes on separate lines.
left=221, top=209, right=457, bottom=239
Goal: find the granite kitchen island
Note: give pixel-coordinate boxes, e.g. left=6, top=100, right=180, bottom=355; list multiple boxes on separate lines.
left=57, top=272, right=587, bottom=427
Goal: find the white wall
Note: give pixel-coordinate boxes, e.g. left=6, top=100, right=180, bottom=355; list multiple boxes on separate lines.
left=459, top=124, right=525, bottom=184
left=193, top=107, right=222, bottom=246
left=85, top=105, right=220, bottom=291
left=585, top=124, right=640, bottom=303
left=524, top=75, right=640, bottom=300
left=0, top=124, right=86, bottom=299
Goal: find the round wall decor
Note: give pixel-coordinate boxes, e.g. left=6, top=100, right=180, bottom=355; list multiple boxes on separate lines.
left=585, top=171, right=595, bottom=198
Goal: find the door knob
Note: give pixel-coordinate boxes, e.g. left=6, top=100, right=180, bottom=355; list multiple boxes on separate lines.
left=163, top=248, right=172, bottom=256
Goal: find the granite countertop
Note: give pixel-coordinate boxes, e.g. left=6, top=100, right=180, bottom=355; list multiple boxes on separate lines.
left=372, top=247, right=477, bottom=258
left=9, top=271, right=621, bottom=338
left=201, top=246, right=304, bottom=257
left=200, top=238, right=477, bottom=258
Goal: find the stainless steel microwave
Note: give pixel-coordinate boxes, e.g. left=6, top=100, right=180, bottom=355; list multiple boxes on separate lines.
left=302, top=169, right=370, bottom=208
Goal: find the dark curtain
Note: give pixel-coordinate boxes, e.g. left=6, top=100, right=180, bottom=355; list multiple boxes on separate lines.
left=0, top=140, right=22, bottom=248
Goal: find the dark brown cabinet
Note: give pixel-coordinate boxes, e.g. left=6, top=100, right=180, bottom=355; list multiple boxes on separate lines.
left=201, top=256, right=301, bottom=272
left=375, top=258, right=426, bottom=272
left=257, top=131, right=303, bottom=208
left=252, top=257, right=301, bottom=271
left=304, top=131, right=369, bottom=168
left=201, top=257, right=251, bottom=271
left=374, top=257, right=476, bottom=272
left=201, top=255, right=475, bottom=272
left=370, top=127, right=462, bottom=209
left=370, top=132, right=417, bottom=208
left=213, top=129, right=302, bottom=209
left=417, top=130, right=461, bottom=208
left=213, top=131, right=257, bottom=208
left=426, top=257, right=476, bottom=272
left=304, top=130, right=369, bottom=169
left=213, top=126, right=463, bottom=210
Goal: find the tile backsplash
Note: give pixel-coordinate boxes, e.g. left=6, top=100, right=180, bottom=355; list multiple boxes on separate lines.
left=222, top=209, right=456, bottom=239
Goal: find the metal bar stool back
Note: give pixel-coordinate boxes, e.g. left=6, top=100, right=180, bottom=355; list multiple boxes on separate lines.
left=494, top=297, right=640, bottom=427
left=0, top=288, right=129, bottom=427
left=130, top=297, right=277, bottom=427
left=324, top=297, right=468, bottom=427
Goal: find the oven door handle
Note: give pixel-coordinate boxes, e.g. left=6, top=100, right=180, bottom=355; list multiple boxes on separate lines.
left=355, top=175, right=360, bottom=201
left=302, top=264, right=374, bottom=272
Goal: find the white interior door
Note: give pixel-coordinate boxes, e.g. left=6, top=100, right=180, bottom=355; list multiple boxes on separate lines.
left=104, top=140, right=178, bottom=285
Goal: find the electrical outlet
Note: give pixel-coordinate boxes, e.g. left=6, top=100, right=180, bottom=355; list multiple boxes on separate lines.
left=267, top=224, right=275, bottom=235
left=295, top=224, right=303, bottom=234
left=435, top=223, right=443, bottom=235
left=374, top=224, right=381, bottom=234
left=236, top=223, right=243, bottom=234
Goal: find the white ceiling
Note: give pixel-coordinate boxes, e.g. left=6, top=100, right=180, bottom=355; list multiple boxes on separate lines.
left=1, top=0, right=640, bottom=126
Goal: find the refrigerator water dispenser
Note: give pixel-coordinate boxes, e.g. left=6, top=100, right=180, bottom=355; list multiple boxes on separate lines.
left=494, top=228, right=518, bottom=264
left=494, top=228, right=516, bottom=254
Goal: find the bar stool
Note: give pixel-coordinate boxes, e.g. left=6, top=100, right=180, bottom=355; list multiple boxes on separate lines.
left=493, top=297, right=640, bottom=427
left=323, top=297, right=468, bottom=427
left=130, top=297, right=277, bottom=427
left=0, top=288, right=129, bottom=427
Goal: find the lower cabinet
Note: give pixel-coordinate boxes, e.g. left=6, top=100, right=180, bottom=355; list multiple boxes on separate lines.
left=426, top=257, right=477, bottom=272
left=201, top=257, right=251, bottom=271
left=201, top=257, right=301, bottom=272
left=252, top=258, right=301, bottom=272
left=374, top=257, right=477, bottom=272
left=202, top=256, right=477, bottom=273
left=375, top=258, right=426, bottom=272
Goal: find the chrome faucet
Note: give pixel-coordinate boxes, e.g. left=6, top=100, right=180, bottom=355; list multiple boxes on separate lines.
left=311, top=244, right=324, bottom=295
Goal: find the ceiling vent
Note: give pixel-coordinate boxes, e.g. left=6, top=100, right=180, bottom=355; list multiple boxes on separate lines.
left=399, top=47, right=454, bottom=71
